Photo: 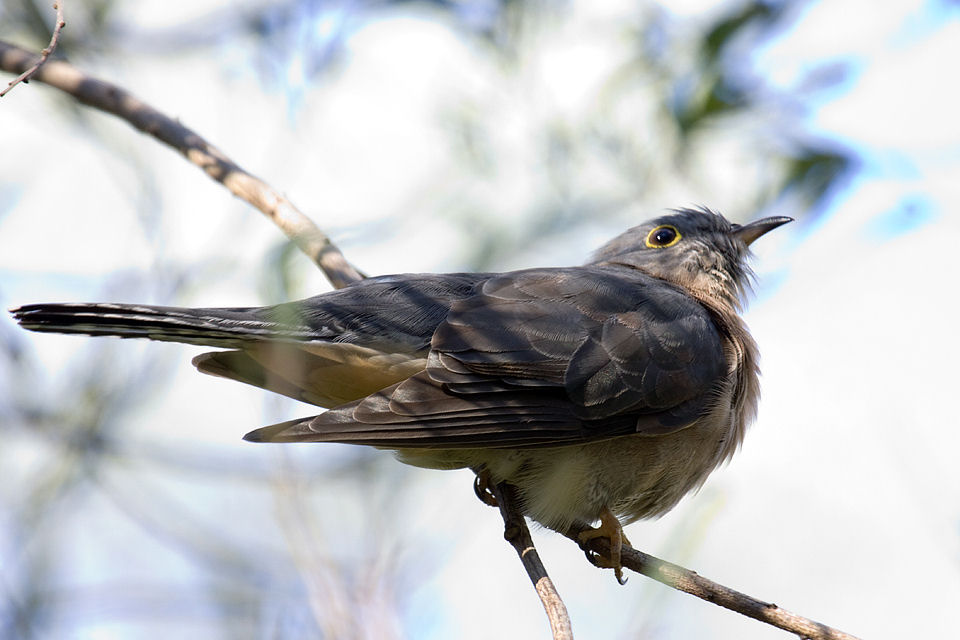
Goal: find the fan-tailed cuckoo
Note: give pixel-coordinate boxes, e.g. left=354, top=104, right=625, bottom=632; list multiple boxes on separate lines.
left=11, top=207, right=791, bottom=581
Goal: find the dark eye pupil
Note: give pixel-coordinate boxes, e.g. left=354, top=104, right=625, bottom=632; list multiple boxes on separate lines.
left=653, top=227, right=676, bottom=244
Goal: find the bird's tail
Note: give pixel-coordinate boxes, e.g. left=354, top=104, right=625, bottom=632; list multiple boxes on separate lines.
left=9, top=302, right=316, bottom=348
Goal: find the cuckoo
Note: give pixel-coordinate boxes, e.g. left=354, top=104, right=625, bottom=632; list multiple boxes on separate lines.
left=11, top=207, right=790, bottom=581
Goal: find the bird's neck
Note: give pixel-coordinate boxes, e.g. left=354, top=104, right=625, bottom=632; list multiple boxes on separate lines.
left=693, top=291, right=761, bottom=460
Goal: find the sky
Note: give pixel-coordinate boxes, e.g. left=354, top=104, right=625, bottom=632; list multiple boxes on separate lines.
left=2, top=1, right=960, bottom=639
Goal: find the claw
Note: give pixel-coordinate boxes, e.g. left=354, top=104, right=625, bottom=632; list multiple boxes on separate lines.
left=578, top=508, right=630, bottom=584
left=473, top=469, right=499, bottom=507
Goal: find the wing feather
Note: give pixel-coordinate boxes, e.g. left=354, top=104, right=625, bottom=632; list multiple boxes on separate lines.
left=246, top=265, right=729, bottom=448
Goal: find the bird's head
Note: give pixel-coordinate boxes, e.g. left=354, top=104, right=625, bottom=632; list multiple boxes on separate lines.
left=591, top=207, right=792, bottom=310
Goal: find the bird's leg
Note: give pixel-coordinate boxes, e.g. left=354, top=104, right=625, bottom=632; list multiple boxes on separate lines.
left=578, top=508, right=631, bottom=584
left=473, top=468, right=499, bottom=507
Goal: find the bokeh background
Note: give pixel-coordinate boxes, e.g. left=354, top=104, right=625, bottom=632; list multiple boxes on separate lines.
left=1, top=0, right=958, bottom=638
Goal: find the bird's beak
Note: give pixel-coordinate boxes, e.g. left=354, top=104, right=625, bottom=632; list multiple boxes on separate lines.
left=733, top=216, right=793, bottom=246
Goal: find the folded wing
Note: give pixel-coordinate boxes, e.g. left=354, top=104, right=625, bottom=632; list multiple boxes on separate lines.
left=248, top=266, right=728, bottom=448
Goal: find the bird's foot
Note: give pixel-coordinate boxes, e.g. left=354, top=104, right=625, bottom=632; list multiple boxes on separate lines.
left=578, top=508, right=630, bottom=584
left=473, top=469, right=499, bottom=507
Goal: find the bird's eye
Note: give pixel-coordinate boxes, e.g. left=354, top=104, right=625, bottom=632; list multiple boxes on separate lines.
left=645, top=225, right=681, bottom=248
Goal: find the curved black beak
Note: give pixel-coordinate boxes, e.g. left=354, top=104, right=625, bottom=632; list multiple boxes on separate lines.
left=733, top=216, right=793, bottom=246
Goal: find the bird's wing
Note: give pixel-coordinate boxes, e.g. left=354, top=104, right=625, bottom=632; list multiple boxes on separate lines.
left=247, top=266, right=729, bottom=448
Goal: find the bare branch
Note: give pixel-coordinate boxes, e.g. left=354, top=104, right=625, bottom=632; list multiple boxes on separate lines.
left=487, top=480, right=572, bottom=640
left=567, top=527, right=862, bottom=640
left=0, top=39, right=364, bottom=289
left=0, top=2, right=65, bottom=98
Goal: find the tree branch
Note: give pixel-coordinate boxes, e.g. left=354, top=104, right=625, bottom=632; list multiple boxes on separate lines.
left=487, top=480, right=572, bottom=640
left=0, top=39, right=364, bottom=289
left=0, top=2, right=65, bottom=98
left=566, top=527, right=862, bottom=640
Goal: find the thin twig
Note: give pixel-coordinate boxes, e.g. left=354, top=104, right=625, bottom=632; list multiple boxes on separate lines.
left=488, top=481, right=572, bottom=640
left=0, top=39, right=364, bottom=289
left=566, top=527, right=862, bottom=640
left=0, top=2, right=65, bottom=98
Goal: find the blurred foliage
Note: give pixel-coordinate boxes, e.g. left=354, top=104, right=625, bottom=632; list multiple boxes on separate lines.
left=0, top=0, right=115, bottom=56
left=668, top=1, right=854, bottom=218
left=1, top=0, right=857, bottom=638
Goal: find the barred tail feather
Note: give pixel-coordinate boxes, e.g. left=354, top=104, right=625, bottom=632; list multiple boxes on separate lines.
left=9, top=302, right=309, bottom=348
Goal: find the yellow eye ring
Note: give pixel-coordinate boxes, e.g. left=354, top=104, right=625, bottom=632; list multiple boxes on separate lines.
left=645, top=225, right=681, bottom=248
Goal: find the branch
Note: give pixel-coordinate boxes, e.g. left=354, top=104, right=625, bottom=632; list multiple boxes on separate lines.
left=0, top=39, right=364, bottom=290
left=487, top=481, right=572, bottom=640
left=0, top=2, right=65, bottom=98
left=566, top=527, right=862, bottom=640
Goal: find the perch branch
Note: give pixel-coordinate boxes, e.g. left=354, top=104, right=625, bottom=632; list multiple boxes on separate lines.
left=0, top=39, right=363, bottom=289
left=567, top=527, right=862, bottom=640
left=488, top=481, right=572, bottom=640
left=0, top=2, right=65, bottom=98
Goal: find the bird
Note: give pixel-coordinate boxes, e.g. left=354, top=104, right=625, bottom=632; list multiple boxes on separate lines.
left=11, top=207, right=790, bottom=582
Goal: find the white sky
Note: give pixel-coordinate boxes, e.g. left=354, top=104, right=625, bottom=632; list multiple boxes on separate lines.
left=2, top=1, right=959, bottom=639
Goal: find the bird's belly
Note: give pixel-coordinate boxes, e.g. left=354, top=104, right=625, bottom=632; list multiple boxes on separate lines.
left=517, top=437, right=722, bottom=529
left=470, top=424, right=731, bottom=532
left=392, top=406, right=737, bottom=533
